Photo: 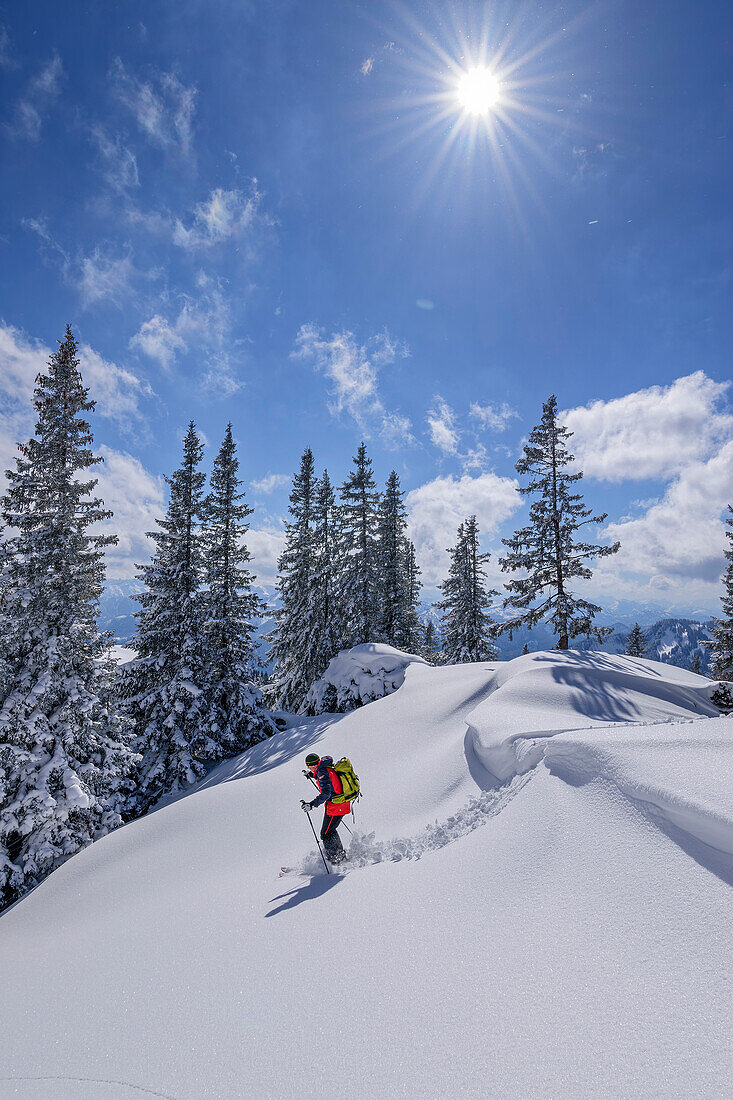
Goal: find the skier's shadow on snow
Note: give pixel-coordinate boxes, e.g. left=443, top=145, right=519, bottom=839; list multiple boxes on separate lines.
left=266, top=873, right=342, bottom=917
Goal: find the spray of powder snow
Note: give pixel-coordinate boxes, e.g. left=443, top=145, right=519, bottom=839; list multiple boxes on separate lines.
left=296, top=772, right=533, bottom=876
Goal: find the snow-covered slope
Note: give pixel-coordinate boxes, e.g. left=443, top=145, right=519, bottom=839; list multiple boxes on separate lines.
left=1, top=652, right=731, bottom=1099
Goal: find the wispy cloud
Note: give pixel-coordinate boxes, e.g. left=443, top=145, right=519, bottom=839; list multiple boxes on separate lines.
left=171, top=183, right=274, bottom=250
left=130, top=278, right=244, bottom=396
left=292, top=324, right=413, bottom=444
left=23, top=218, right=149, bottom=309
left=250, top=473, right=290, bottom=494
left=0, top=24, right=16, bottom=69
left=110, top=58, right=196, bottom=155
left=469, top=401, right=519, bottom=433
left=78, top=249, right=139, bottom=308
left=129, top=314, right=186, bottom=372
left=427, top=397, right=460, bottom=455
left=91, top=126, right=140, bottom=194
left=9, top=53, right=63, bottom=140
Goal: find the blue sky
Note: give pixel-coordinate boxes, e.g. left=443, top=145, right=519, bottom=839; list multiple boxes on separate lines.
left=0, top=0, right=731, bottom=608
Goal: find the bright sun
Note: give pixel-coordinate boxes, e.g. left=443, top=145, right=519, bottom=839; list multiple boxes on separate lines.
left=457, top=67, right=501, bottom=115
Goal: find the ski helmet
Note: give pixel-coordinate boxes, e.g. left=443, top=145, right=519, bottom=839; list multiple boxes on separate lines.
left=305, top=753, right=320, bottom=767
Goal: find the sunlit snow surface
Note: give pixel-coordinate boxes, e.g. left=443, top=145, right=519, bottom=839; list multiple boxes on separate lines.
left=1, top=651, right=731, bottom=1099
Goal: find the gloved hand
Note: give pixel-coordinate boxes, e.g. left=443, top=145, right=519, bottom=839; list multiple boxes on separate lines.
left=301, top=800, right=312, bottom=812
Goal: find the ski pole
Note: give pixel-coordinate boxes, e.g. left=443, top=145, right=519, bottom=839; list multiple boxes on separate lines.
left=302, top=803, right=330, bottom=874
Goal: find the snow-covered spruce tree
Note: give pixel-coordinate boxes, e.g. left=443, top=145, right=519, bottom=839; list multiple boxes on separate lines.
left=421, top=620, right=441, bottom=665
left=118, top=422, right=209, bottom=816
left=201, top=424, right=274, bottom=753
left=268, top=448, right=319, bottom=711
left=689, top=652, right=702, bottom=675
left=337, top=442, right=381, bottom=648
left=377, top=471, right=421, bottom=650
left=437, top=516, right=499, bottom=664
left=500, top=395, right=620, bottom=650
left=401, top=540, right=423, bottom=653
left=310, top=468, right=342, bottom=680
left=0, top=326, right=137, bottom=908
left=707, top=506, right=733, bottom=681
left=625, top=623, right=647, bottom=657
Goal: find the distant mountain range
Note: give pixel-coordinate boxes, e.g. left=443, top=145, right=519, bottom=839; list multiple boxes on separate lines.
left=101, top=580, right=716, bottom=676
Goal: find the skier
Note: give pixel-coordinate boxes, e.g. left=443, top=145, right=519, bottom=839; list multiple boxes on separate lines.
left=301, top=753, right=350, bottom=866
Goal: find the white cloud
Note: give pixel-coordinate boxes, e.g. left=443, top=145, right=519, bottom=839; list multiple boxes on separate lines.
left=427, top=397, right=460, bottom=455
left=250, top=473, right=290, bottom=494
left=91, top=126, right=139, bottom=194
left=292, top=324, right=412, bottom=442
left=406, top=472, right=521, bottom=584
left=470, top=401, right=519, bottom=433
left=361, top=58, right=374, bottom=76
left=247, top=525, right=286, bottom=585
left=9, top=53, right=63, bottom=140
left=94, top=447, right=165, bottom=577
left=563, top=372, right=733, bottom=482
left=172, top=184, right=273, bottom=250
left=597, top=442, right=733, bottom=589
left=110, top=59, right=196, bottom=155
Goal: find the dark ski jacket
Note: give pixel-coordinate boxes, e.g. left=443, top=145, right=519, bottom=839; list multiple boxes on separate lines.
left=310, top=756, right=350, bottom=817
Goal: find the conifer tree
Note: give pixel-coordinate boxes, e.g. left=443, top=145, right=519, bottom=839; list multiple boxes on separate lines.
left=118, top=422, right=209, bottom=815
left=625, top=623, right=647, bottom=658
left=201, top=424, right=274, bottom=753
left=500, top=395, right=620, bottom=650
left=0, top=326, right=137, bottom=907
left=421, top=620, right=441, bottom=665
left=310, top=468, right=341, bottom=679
left=268, top=448, right=318, bottom=711
left=377, top=470, right=422, bottom=650
left=401, top=539, right=423, bottom=653
left=337, top=442, right=381, bottom=647
left=437, top=516, right=499, bottom=664
left=707, top=506, right=733, bottom=681
left=689, top=652, right=702, bottom=675
left=522, top=642, right=530, bottom=656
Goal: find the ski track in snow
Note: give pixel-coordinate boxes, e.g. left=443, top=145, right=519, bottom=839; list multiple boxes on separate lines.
left=0, top=1076, right=177, bottom=1099
left=292, top=770, right=534, bottom=877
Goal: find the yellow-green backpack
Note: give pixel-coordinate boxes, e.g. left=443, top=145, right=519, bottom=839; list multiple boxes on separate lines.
left=330, top=757, right=360, bottom=804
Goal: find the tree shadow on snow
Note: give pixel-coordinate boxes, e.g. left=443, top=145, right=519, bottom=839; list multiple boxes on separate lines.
left=197, top=715, right=340, bottom=790
left=266, top=872, right=343, bottom=917
left=533, top=650, right=713, bottom=726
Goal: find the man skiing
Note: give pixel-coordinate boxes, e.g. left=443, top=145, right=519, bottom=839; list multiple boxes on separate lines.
left=302, top=753, right=350, bottom=866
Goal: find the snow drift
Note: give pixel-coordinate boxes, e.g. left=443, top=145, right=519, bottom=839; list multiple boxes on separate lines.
left=0, top=651, right=730, bottom=1099
left=302, top=641, right=427, bottom=714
